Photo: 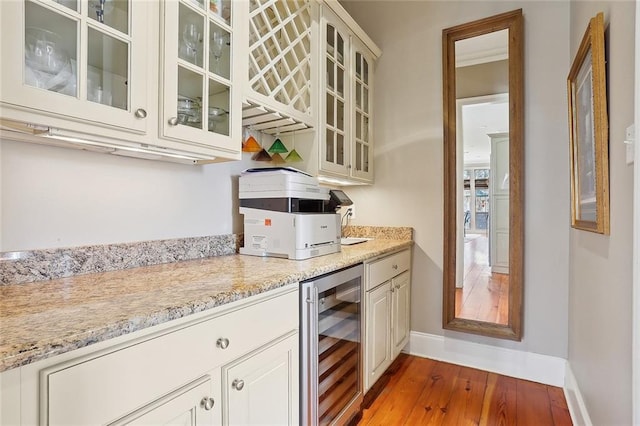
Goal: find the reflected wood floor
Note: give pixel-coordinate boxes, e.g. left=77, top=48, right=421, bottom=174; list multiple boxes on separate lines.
left=456, top=234, right=509, bottom=325
left=358, top=354, right=572, bottom=426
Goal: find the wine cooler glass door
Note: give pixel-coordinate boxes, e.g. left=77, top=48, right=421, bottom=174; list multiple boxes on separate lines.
left=301, top=264, right=363, bottom=426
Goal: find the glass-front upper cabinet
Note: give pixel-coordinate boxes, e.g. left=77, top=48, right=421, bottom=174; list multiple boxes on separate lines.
left=319, top=5, right=377, bottom=184
left=161, top=0, right=239, bottom=153
left=351, top=38, right=374, bottom=182
left=320, top=7, right=351, bottom=177
left=0, top=0, right=148, bottom=133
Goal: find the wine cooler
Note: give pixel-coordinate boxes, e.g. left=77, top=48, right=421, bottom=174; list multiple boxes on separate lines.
left=301, top=264, right=363, bottom=425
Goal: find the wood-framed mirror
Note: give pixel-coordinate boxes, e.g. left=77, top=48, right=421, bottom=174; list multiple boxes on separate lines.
left=442, top=9, right=524, bottom=340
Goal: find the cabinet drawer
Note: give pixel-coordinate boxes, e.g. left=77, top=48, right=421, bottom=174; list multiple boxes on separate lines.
left=366, top=249, right=411, bottom=291
left=43, top=289, right=298, bottom=426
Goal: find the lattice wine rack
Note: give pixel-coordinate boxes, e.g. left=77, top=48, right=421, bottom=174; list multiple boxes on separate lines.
left=244, top=0, right=313, bottom=135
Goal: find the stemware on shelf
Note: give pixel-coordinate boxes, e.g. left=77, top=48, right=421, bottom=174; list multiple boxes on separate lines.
left=211, top=30, right=225, bottom=73
left=181, top=22, right=202, bottom=64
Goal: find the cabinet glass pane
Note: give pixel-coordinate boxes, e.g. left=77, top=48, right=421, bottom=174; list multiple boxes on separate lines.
left=208, top=0, right=231, bottom=26
left=336, top=33, right=344, bottom=65
left=88, top=0, right=128, bottom=35
left=355, top=82, right=362, bottom=110
left=326, top=130, right=334, bottom=162
left=355, top=112, right=361, bottom=139
left=177, top=66, right=203, bottom=129
left=87, top=28, right=128, bottom=109
left=363, top=145, right=369, bottom=172
left=337, top=133, right=344, bottom=165
left=336, top=66, right=344, bottom=97
left=208, top=79, right=229, bottom=136
left=326, top=58, right=334, bottom=91
left=185, top=0, right=205, bottom=9
left=54, top=0, right=78, bottom=12
left=326, top=93, right=334, bottom=127
left=25, top=1, right=77, bottom=97
left=363, top=87, right=369, bottom=114
left=336, top=99, right=344, bottom=131
left=355, top=52, right=362, bottom=80
left=209, top=23, right=230, bottom=79
left=355, top=142, right=362, bottom=171
left=363, top=58, right=369, bottom=84
left=363, top=116, right=369, bottom=142
left=326, top=25, right=335, bottom=55
left=179, top=4, right=204, bottom=68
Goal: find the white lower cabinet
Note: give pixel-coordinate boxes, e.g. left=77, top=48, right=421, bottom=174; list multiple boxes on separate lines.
left=3, top=285, right=298, bottom=426
left=364, top=249, right=411, bottom=392
left=224, top=333, right=298, bottom=425
left=366, top=281, right=392, bottom=388
left=112, top=376, right=216, bottom=426
left=392, top=271, right=411, bottom=359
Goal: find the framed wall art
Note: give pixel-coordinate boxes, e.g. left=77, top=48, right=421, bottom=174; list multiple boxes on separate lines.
left=567, top=12, right=609, bottom=235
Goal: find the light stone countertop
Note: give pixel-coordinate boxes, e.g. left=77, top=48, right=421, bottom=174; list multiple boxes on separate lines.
left=0, top=238, right=412, bottom=373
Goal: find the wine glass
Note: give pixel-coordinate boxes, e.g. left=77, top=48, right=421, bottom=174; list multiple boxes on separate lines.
left=182, top=23, right=201, bottom=65
left=211, top=30, right=225, bottom=73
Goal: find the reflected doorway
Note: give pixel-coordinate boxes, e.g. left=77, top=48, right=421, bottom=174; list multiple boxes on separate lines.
left=455, top=95, right=509, bottom=325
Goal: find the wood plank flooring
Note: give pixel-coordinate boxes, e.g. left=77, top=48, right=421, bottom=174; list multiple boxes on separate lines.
left=358, top=354, right=572, bottom=426
left=456, top=234, right=509, bottom=325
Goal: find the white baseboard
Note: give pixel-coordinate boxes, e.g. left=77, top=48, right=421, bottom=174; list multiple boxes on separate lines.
left=406, top=331, right=566, bottom=387
left=563, top=364, right=593, bottom=426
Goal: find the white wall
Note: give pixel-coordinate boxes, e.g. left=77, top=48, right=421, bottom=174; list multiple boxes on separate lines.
left=0, top=139, right=254, bottom=251
left=568, top=2, right=635, bottom=425
left=340, top=0, right=571, bottom=358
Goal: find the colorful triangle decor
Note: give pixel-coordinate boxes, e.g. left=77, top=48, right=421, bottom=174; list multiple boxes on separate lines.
left=242, top=135, right=262, bottom=152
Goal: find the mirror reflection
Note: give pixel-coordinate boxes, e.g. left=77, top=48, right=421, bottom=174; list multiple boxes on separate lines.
left=442, top=9, right=523, bottom=341
left=454, top=30, right=510, bottom=325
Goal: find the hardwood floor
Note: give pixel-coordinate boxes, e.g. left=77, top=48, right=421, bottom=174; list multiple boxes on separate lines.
left=455, top=234, right=509, bottom=325
left=358, top=354, right=572, bottom=426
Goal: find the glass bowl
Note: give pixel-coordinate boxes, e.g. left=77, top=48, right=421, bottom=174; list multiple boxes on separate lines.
left=208, top=106, right=228, bottom=131
left=25, top=27, right=70, bottom=75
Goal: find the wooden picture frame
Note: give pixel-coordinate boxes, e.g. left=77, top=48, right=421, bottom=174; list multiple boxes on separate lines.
left=567, top=12, right=609, bottom=234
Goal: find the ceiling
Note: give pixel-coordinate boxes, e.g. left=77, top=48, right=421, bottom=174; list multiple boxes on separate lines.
left=456, top=29, right=509, bottom=166
left=461, top=99, right=509, bottom=166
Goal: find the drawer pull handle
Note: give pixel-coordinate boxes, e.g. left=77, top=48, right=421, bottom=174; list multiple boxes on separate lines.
left=134, top=108, right=147, bottom=119
left=232, top=379, right=245, bottom=391
left=200, top=397, right=215, bottom=410
left=216, top=337, right=230, bottom=349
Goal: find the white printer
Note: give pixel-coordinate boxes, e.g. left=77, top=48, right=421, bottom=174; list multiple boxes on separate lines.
left=239, top=167, right=346, bottom=260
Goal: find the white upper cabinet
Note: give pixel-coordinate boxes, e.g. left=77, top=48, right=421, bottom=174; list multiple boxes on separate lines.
left=318, top=2, right=379, bottom=185
left=320, top=6, right=351, bottom=177
left=350, top=36, right=374, bottom=182
left=0, top=0, right=377, bottom=167
left=0, top=0, right=243, bottom=163
left=0, top=0, right=149, bottom=133
left=160, top=0, right=242, bottom=155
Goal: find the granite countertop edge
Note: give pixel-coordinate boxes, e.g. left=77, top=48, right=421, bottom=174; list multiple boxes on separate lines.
left=0, top=239, right=412, bottom=373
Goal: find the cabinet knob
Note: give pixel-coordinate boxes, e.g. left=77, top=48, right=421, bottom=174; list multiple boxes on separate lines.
left=134, top=108, right=147, bottom=119
left=232, top=379, right=245, bottom=391
left=200, top=396, right=215, bottom=410
left=392, top=264, right=398, bottom=270
left=216, top=337, right=230, bottom=349
left=168, top=116, right=179, bottom=126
